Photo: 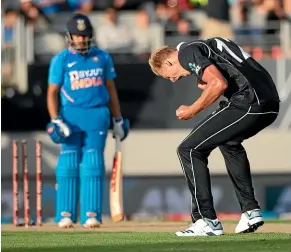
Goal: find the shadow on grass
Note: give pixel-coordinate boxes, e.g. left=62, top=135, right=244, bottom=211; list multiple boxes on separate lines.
left=3, top=239, right=291, bottom=252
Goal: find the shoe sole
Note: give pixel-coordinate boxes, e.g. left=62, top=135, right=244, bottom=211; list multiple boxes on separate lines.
left=236, top=220, right=264, bottom=234
left=58, top=224, right=73, bottom=228
left=175, top=230, right=224, bottom=237
left=83, top=223, right=100, bottom=228
left=240, top=221, right=264, bottom=234
left=236, top=215, right=264, bottom=234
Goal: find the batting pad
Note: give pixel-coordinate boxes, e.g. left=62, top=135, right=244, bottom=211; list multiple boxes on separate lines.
left=80, top=150, right=105, bottom=224
left=55, top=151, right=80, bottom=223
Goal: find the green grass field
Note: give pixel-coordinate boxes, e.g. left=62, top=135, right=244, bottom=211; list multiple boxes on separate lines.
left=2, top=232, right=291, bottom=252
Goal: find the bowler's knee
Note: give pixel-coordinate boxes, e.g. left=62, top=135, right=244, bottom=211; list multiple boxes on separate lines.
left=219, top=140, right=245, bottom=153
left=177, top=141, right=189, bottom=156
left=177, top=140, right=198, bottom=157
left=177, top=138, right=210, bottom=161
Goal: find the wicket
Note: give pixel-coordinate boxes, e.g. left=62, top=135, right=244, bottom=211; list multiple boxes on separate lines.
left=12, top=140, right=43, bottom=227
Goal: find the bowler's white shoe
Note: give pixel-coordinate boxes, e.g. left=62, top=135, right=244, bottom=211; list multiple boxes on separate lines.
left=235, top=209, right=264, bottom=233
left=58, top=217, right=73, bottom=228
left=83, top=218, right=100, bottom=228
left=175, top=218, right=224, bottom=236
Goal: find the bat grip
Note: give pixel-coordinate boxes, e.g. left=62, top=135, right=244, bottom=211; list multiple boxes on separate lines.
left=116, top=136, right=122, bottom=152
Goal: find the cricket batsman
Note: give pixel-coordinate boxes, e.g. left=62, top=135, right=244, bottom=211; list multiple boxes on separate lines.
left=46, top=13, right=129, bottom=228
left=149, top=38, right=280, bottom=236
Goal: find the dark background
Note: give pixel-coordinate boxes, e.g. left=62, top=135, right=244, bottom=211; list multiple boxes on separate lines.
left=2, top=60, right=291, bottom=131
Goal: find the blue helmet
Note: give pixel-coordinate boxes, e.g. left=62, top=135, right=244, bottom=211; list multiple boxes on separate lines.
left=66, top=13, right=94, bottom=53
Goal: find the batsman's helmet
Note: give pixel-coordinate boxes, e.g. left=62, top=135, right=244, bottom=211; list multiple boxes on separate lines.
left=66, top=13, right=94, bottom=53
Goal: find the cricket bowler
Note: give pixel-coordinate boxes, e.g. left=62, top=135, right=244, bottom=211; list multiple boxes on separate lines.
left=149, top=38, right=280, bottom=236
left=46, top=13, right=129, bottom=228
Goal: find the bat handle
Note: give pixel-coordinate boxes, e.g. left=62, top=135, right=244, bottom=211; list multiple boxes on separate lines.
left=116, top=136, right=122, bottom=152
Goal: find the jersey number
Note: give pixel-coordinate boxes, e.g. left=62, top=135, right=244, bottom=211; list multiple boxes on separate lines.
left=215, top=38, right=250, bottom=63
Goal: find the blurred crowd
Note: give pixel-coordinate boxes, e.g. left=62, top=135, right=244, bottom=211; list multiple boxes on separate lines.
left=1, top=0, right=291, bottom=59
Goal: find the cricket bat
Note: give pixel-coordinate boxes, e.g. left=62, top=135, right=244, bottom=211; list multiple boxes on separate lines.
left=110, top=136, right=124, bottom=222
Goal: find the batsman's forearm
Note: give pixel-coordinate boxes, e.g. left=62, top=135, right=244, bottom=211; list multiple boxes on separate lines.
left=47, top=93, right=59, bottom=119
left=109, top=91, right=122, bottom=118
left=107, top=83, right=122, bottom=118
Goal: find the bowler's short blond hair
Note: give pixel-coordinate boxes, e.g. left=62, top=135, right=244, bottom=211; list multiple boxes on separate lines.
left=149, top=46, right=177, bottom=75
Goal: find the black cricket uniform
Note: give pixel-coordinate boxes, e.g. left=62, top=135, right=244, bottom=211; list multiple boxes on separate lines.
left=176, top=38, right=280, bottom=222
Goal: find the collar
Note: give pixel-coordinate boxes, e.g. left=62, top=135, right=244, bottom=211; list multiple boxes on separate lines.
left=176, top=42, right=186, bottom=51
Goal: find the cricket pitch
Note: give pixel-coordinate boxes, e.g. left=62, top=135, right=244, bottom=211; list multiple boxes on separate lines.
left=2, top=220, right=291, bottom=233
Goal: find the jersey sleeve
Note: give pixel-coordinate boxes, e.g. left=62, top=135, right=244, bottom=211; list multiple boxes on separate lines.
left=48, top=54, right=64, bottom=86
left=105, top=53, right=117, bottom=81
left=178, top=42, right=213, bottom=80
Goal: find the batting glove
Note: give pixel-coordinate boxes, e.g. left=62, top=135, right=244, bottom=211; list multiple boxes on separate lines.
left=112, top=116, right=130, bottom=141
left=47, top=116, right=72, bottom=144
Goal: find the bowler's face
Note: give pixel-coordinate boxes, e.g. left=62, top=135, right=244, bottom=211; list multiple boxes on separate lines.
left=157, top=62, right=190, bottom=83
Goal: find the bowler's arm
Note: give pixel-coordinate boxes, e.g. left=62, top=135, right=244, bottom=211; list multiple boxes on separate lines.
left=190, top=64, right=228, bottom=115
left=47, top=84, right=60, bottom=119
left=106, top=80, right=122, bottom=118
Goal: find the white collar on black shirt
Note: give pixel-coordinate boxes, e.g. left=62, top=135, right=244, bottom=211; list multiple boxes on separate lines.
left=176, top=42, right=186, bottom=51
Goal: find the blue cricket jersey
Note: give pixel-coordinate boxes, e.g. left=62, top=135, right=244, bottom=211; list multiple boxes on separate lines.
left=48, top=47, right=116, bottom=108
